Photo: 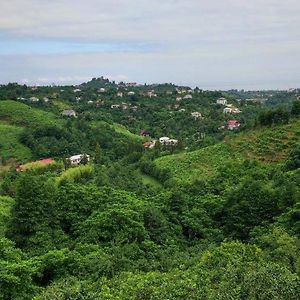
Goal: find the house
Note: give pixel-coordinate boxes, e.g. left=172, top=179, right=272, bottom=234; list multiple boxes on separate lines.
left=88, top=100, right=94, bottom=104
left=159, top=137, right=178, bottom=146
left=179, top=108, right=186, bottom=112
left=16, top=158, right=55, bottom=172
left=166, top=91, right=173, bottom=95
left=176, top=97, right=182, bottom=101
left=183, top=95, right=193, bottom=99
left=98, top=88, right=106, bottom=93
left=111, top=104, right=120, bottom=109
left=43, top=97, right=50, bottom=103
left=223, top=107, right=232, bottom=114
left=128, top=91, right=135, bottom=96
left=217, top=98, right=227, bottom=105
left=131, top=105, right=138, bottom=111
left=62, top=109, right=77, bottom=117
left=117, top=92, right=123, bottom=97
left=191, top=112, right=202, bottom=119
left=227, top=120, right=240, bottom=130
left=30, top=97, right=39, bottom=102
left=73, top=88, right=81, bottom=93
left=140, top=129, right=150, bottom=137
left=68, top=154, right=90, bottom=165
left=143, top=140, right=156, bottom=149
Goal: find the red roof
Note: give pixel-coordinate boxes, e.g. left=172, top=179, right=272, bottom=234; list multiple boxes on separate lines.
left=16, top=158, right=55, bottom=171
left=227, top=120, right=240, bottom=125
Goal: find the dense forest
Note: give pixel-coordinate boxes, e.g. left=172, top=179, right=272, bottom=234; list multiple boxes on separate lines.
left=0, top=79, right=300, bottom=299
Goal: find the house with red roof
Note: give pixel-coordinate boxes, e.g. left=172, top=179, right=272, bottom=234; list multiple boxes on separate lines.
left=16, top=158, right=55, bottom=172
left=227, top=120, right=240, bottom=130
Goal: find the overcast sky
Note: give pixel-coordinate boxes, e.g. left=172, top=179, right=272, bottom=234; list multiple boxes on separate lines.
left=0, top=0, right=299, bottom=89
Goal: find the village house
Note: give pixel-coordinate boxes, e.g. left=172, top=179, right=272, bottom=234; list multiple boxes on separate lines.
left=131, top=105, right=138, bottom=112
left=73, top=88, right=81, bottom=93
left=176, top=97, right=182, bottom=101
left=62, top=109, right=77, bottom=117
left=128, top=91, right=135, bottom=96
left=98, top=88, right=106, bottom=93
left=159, top=137, right=178, bottom=146
left=111, top=104, right=120, bottom=109
left=30, top=97, right=39, bottom=102
left=68, top=154, right=90, bottom=166
left=191, top=112, right=203, bottom=119
left=117, top=92, right=123, bottom=97
left=223, top=107, right=242, bottom=114
left=143, top=140, right=156, bottom=149
left=16, top=158, right=55, bottom=172
left=217, top=97, right=227, bottom=105
left=183, top=94, right=193, bottom=99
left=140, top=129, right=150, bottom=137
left=227, top=120, right=241, bottom=130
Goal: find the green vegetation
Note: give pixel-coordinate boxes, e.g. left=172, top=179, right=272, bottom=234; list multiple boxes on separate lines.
left=0, top=81, right=300, bottom=299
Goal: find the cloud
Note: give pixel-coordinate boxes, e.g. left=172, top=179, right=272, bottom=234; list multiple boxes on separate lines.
left=0, top=0, right=300, bottom=88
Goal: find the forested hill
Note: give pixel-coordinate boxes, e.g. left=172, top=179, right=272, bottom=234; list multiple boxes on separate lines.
left=0, top=81, right=300, bottom=299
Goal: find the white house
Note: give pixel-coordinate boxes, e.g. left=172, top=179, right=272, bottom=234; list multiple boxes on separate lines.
left=159, top=137, right=178, bottom=146
left=62, top=109, right=76, bottom=117
left=99, top=88, right=106, bottom=93
left=117, top=92, right=123, bottom=97
left=73, top=88, right=81, bottom=93
left=111, top=104, right=120, bottom=109
left=128, top=91, right=135, bottom=96
left=217, top=98, right=227, bottom=105
left=223, top=107, right=232, bottom=114
left=30, top=97, right=39, bottom=102
left=191, top=112, right=202, bottom=119
left=183, top=95, right=193, bottom=99
left=68, top=154, right=90, bottom=165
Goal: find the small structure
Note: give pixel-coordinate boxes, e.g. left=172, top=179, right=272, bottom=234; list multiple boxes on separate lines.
left=217, top=97, right=227, bottom=105
left=191, top=112, right=202, bottom=119
left=73, top=88, right=81, bottom=93
left=16, top=158, right=55, bottom=172
left=117, top=92, right=123, bottom=97
left=62, top=109, right=77, bottom=117
left=159, top=137, right=178, bottom=146
left=183, top=94, right=193, bottom=99
left=223, top=107, right=242, bottom=114
left=99, top=88, right=106, bottom=93
left=140, top=129, right=150, bottom=137
left=128, top=91, right=135, bottom=96
left=227, top=120, right=240, bottom=130
left=111, top=104, right=120, bottom=109
left=30, top=97, right=39, bottom=102
left=176, top=97, right=182, bottom=101
left=68, top=154, right=90, bottom=166
left=143, top=140, right=156, bottom=149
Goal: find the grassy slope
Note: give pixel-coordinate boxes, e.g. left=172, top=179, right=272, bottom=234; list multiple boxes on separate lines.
left=155, top=120, right=300, bottom=184
left=0, top=100, right=63, bottom=128
left=91, top=121, right=144, bottom=141
left=0, top=123, right=32, bottom=161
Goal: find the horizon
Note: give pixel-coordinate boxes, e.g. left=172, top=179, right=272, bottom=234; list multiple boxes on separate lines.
left=1, top=1, right=300, bottom=89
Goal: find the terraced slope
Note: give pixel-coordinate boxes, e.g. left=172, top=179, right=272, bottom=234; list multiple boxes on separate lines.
left=155, top=120, right=300, bottom=184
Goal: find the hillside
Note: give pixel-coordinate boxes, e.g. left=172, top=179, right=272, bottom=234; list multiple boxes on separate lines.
left=155, top=120, right=300, bottom=184
left=0, top=100, right=62, bottom=128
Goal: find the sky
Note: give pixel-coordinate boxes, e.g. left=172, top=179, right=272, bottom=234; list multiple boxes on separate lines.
left=0, top=0, right=300, bottom=89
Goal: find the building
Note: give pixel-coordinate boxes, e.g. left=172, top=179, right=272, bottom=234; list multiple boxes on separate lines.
left=16, top=158, right=55, bottom=172
left=68, top=154, right=90, bottom=165
left=183, top=95, right=193, bottom=99
left=62, top=109, right=76, bottom=117
left=30, top=97, right=39, bottom=102
left=217, top=98, right=227, bottom=105
left=159, top=137, right=178, bottom=146
left=128, top=91, right=135, bottom=96
left=227, top=120, right=240, bottom=130
left=143, top=140, right=156, bottom=149
left=140, top=129, right=150, bottom=137
left=111, top=104, right=120, bottom=109
left=191, top=112, right=202, bottom=119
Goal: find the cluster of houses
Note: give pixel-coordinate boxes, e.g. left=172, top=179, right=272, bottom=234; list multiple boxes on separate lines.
left=216, top=97, right=242, bottom=114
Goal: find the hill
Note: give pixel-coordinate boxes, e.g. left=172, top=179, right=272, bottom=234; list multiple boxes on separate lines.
left=155, top=120, right=300, bottom=184
left=0, top=100, right=62, bottom=128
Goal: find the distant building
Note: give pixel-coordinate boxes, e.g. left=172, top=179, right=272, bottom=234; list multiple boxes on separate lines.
left=159, top=137, right=178, bottom=146
left=62, top=109, right=77, bottom=117
left=73, top=88, right=81, bottom=93
left=183, top=94, right=193, bottom=99
left=30, top=97, right=39, bottom=102
left=227, top=120, right=240, bottom=130
left=98, top=88, right=106, bottom=93
left=176, top=97, right=182, bottom=101
left=111, top=104, right=120, bottom=109
left=191, top=112, right=202, bottom=119
left=140, top=129, right=150, bottom=137
left=217, top=98, right=227, bottom=105
left=16, top=158, right=55, bottom=172
left=117, top=92, right=123, bottom=97
left=143, top=140, right=156, bottom=149
left=68, top=154, right=90, bottom=165
left=128, top=91, right=135, bottom=96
